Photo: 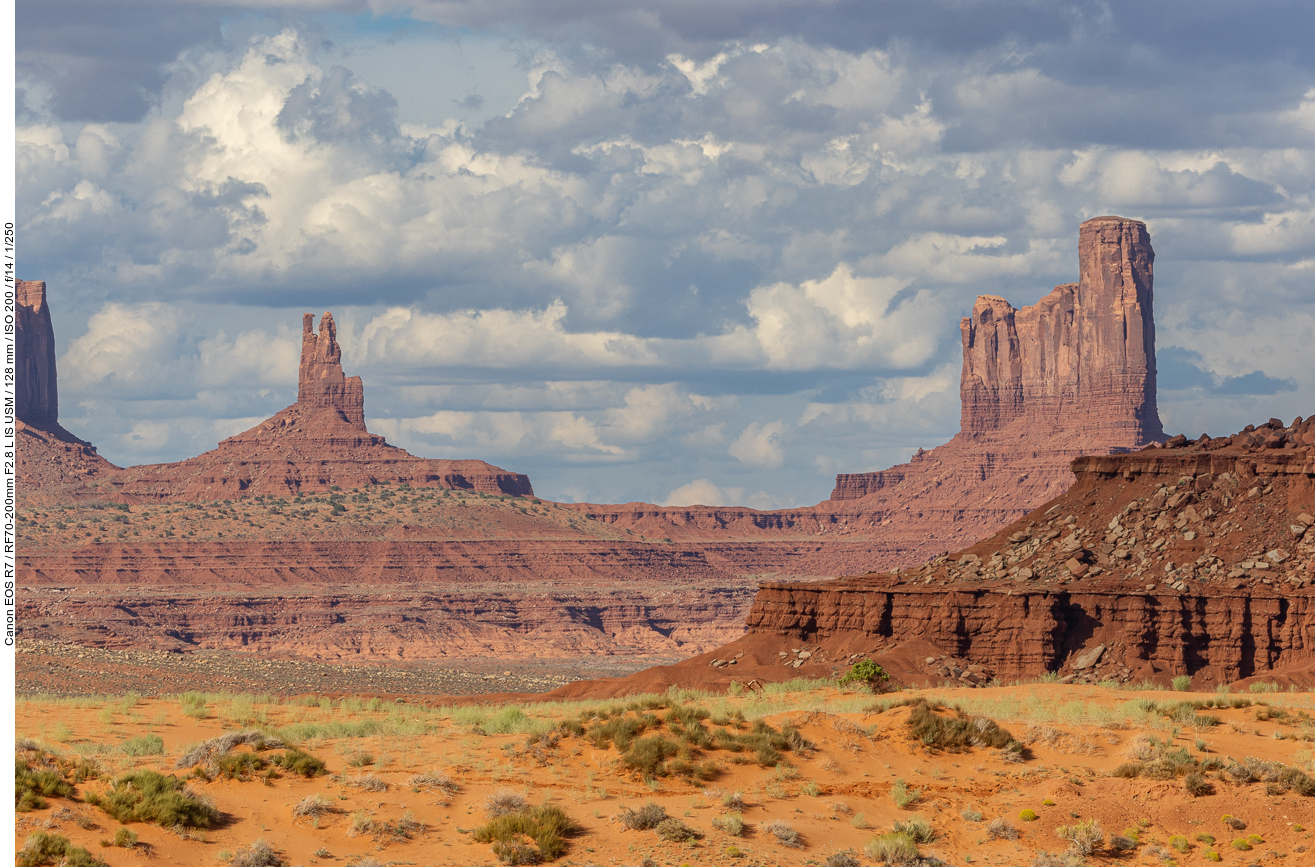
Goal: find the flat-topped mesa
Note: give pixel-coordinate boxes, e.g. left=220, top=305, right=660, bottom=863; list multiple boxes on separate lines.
left=16, top=280, right=60, bottom=430
left=298, top=312, right=366, bottom=428
left=960, top=216, right=1162, bottom=441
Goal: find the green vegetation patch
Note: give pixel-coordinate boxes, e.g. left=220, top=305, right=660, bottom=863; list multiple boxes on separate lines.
left=471, top=803, right=581, bottom=864
left=84, top=769, right=220, bottom=828
left=904, top=699, right=1025, bottom=759
left=18, top=833, right=104, bottom=867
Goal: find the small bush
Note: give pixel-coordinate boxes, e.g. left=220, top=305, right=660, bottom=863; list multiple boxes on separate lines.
left=892, top=816, right=933, bottom=843
left=1108, top=835, right=1136, bottom=852
left=765, top=819, right=802, bottom=848
left=825, top=854, right=861, bottom=867
left=1172, top=675, right=1192, bottom=692
left=231, top=840, right=280, bottom=867
left=891, top=778, right=921, bottom=808
left=174, top=731, right=282, bottom=772
left=1020, top=809, right=1038, bottom=822
left=486, top=789, right=530, bottom=818
left=16, top=758, right=75, bottom=811
left=291, top=794, right=333, bottom=821
left=864, top=832, right=918, bottom=863
left=110, top=828, right=138, bottom=849
left=346, top=773, right=387, bottom=793
left=408, top=770, right=459, bottom=793
left=270, top=749, right=326, bottom=778
left=961, top=809, right=983, bottom=822
left=655, top=818, right=699, bottom=842
left=84, top=770, right=219, bottom=828
left=471, top=804, right=581, bottom=863
left=721, top=791, right=745, bottom=810
left=1168, top=835, right=1190, bottom=853
left=1204, top=851, right=1221, bottom=862
left=987, top=818, right=1019, bottom=840
left=838, top=659, right=890, bottom=690
left=1184, top=771, right=1213, bottom=796
left=1231, top=838, right=1251, bottom=851
left=618, top=802, right=667, bottom=831
left=711, top=813, right=744, bottom=836
left=906, top=700, right=1022, bottom=755
left=1055, top=819, right=1103, bottom=855
left=216, top=752, right=267, bottom=780
left=18, top=832, right=104, bottom=867
left=1195, top=833, right=1215, bottom=844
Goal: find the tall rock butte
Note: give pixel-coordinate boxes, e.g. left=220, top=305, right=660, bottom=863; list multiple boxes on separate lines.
left=107, top=311, right=533, bottom=500
left=15, top=279, right=119, bottom=490
left=574, top=217, right=1167, bottom=574
left=809, top=217, right=1164, bottom=559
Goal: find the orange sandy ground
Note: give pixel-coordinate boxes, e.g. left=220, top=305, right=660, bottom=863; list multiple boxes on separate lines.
left=15, top=684, right=1315, bottom=866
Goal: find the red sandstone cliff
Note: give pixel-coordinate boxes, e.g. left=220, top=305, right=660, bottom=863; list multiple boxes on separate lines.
left=15, top=279, right=120, bottom=490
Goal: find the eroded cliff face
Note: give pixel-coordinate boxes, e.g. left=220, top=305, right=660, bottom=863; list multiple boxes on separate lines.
left=15, top=279, right=120, bottom=490
left=737, top=416, right=1315, bottom=688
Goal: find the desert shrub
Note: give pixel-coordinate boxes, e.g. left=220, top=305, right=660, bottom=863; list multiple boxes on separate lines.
left=825, top=854, right=861, bottom=867
left=174, top=731, right=282, bottom=771
left=292, top=794, right=333, bottom=821
left=987, top=818, right=1019, bottom=840
left=17, top=832, right=103, bottom=867
left=1223, top=815, right=1247, bottom=830
left=408, top=770, right=459, bottom=793
left=216, top=751, right=267, bottom=780
left=346, top=810, right=373, bottom=837
left=891, top=815, right=934, bottom=843
left=230, top=840, right=280, bottom=867
left=84, top=770, right=219, bottom=828
left=961, top=809, right=983, bottom=821
left=622, top=734, right=683, bottom=778
left=1231, top=838, right=1251, bottom=850
left=890, top=778, right=920, bottom=808
left=1204, top=851, right=1221, bottom=862
left=471, top=804, right=580, bottom=863
left=655, top=818, right=699, bottom=842
left=906, top=700, right=1023, bottom=755
left=1196, top=833, right=1215, bottom=844
left=765, top=819, right=802, bottom=848
left=346, top=773, right=388, bottom=793
left=486, top=789, right=530, bottom=818
left=1108, top=835, right=1136, bottom=852
left=711, top=812, right=744, bottom=836
left=109, top=828, right=138, bottom=849
left=16, top=757, right=75, bottom=811
left=1020, top=809, right=1038, bottom=822
left=1169, top=835, right=1190, bottom=853
left=618, top=803, right=667, bottom=831
left=1055, top=819, right=1103, bottom=855
left=269, top=748, right=326, bottom=778
left=1172, top=675, right=1193, bottom=692
left=120, top=735, right=164, bottom=757
left=721, top=791, right=745, bottom=810
left=864, top=832, right=918, bottom=863
left=345, top=751, right=373, bottom=767
left=1185, top=771, right=1213, bottom=796
left=838, top=659, right=890, bottom=690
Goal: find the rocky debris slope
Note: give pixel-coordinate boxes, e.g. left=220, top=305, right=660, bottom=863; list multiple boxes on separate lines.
left=14, top=279, right=120, bottom=491
left=667, top=415, right=1315, bottom=692
left=102, top=312, right=532, bottom=501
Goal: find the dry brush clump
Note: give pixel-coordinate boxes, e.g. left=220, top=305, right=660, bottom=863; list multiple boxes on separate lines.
left=471, top=804, right=581, bottom=864
left=765, top=819, right=803, bottom=848
left=83, top=770, right=220, bottom=829
left=901, top=699, right=1027, bottom=762
left=17, top=832, right=103, bottom=867
left=485, top=789, right=530, bottom=818
left=230, top=840, right=281, bottom=867
left=617, top=802, right=667, bottom=831
left=291, top=794, right=335, bottom=822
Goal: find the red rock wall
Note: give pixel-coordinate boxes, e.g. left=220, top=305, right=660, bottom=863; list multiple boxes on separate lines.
left=297, top=312, right=366, bottom=427
left=16, top=280, right=60, bottom=429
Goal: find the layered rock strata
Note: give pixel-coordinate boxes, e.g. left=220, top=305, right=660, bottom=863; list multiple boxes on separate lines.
left=737, top=416, right=1315, bottom=688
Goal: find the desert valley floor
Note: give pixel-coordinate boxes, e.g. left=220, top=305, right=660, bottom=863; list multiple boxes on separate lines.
left=14, top=682, right=1315, bottom=867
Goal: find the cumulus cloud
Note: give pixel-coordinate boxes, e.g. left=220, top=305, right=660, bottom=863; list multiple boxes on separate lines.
left=17, top=4, right=1315, bottom=503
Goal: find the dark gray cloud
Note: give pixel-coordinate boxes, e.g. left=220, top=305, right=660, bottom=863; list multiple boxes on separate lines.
left=1159, top=346, right=1298, bottom=396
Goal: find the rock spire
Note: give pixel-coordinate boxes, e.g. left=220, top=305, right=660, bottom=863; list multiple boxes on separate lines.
left=298, top=312, right=367, bottom=427
left=959, top=216, right=1162, bottom=441
left=16, top=280, right=60, bottom=430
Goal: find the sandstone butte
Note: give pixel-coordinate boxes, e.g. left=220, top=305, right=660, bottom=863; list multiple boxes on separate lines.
left=21, top=216, right=1250, bottom=675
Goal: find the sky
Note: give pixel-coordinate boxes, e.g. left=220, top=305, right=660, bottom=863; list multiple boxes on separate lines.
left=14, top=0, right=1315, bottom=508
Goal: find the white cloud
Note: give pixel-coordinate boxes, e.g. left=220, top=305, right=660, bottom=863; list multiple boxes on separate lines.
left=729, top=420, right=785, bottom=467
left=661, top=478, right=782, bottom=510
